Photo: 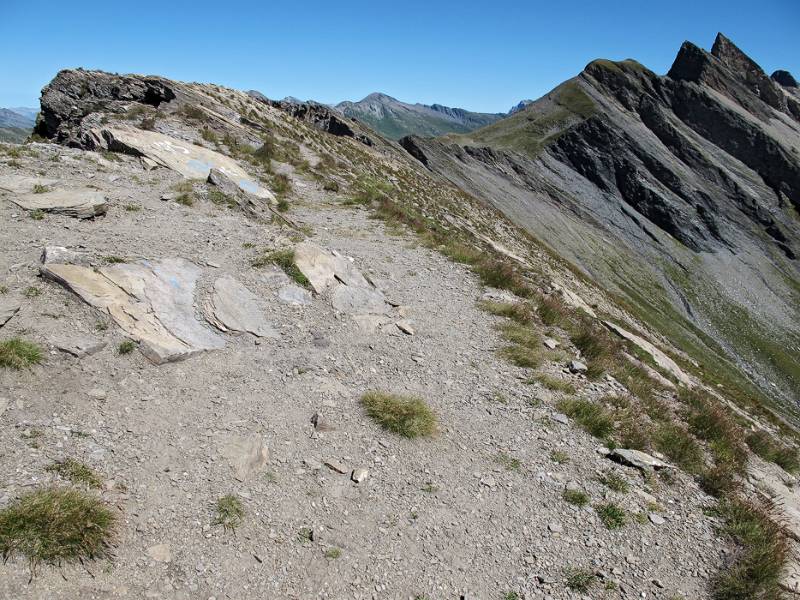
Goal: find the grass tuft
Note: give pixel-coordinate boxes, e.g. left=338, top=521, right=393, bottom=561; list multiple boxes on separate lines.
left=251, top=249, right=310, bottom=287
left=46, top=459, right=102, bottom=489
left=746, top=430, right=800, bottom=474
left=360, top=391, right=437, bottom=438
left=0, top=338, right=42, bottom=369
left=0, top=488, right=116, bottom=574
left=557, top=398, right=614, bottom=439
left=565, top=567, right=596, bottom=592
left=598, top=472, right=629, bottom=493
left=213, top=494, right=244, bottom=531
left=596, top=502, right=626, bottom=529
left=654, top=423, right=703, bottom=473
left=530, top=373, right=576, bottom=394
left=117, top=340, right=136, bottom=355
left=563, top=489, right=590, bottom=506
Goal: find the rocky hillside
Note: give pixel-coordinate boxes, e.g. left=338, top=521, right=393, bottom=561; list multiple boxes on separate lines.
left=1, top=64, right=800, bottom=599
left=0, top=107, right=36, bottom=143
left=335, top=92, right=505, bottom=139
left=401, top=33, right=800, bottom=411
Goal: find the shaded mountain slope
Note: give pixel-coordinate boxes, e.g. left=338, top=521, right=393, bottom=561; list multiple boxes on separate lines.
left=0, top=107, right=36, bottom=142
left=400, top=34, right=800, bottom=408
left=335, top=92, right=504, bottom=139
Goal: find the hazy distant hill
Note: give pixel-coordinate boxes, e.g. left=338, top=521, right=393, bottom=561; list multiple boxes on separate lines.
left=0, top=107, right=36, bottom=142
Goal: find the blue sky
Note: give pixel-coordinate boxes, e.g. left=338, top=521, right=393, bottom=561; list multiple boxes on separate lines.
left=1, top=0, right=798, bottom=112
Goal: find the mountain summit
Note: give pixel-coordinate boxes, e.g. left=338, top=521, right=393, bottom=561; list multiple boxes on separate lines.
left=335, top=92, right=504, bottom=139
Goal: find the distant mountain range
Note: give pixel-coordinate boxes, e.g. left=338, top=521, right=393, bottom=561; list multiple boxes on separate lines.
left=334, top=93, right=506, bottom=140
left=0, top=106, right=37, bottom=142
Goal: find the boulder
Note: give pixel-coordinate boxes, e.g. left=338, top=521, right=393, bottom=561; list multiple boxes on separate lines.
left=11, top=188, right=107, bottom=218
left=41, top=246, right=91, bottom=265
left=568, top=360, right=588, bottom=373
left=206, top=276, right=277, bottom=338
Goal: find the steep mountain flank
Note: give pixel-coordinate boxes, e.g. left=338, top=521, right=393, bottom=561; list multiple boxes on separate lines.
left=0, top=107, right=36, bottom=142
left=335, top=92, right=504, bottom=139
left=401, top=34, right=800, bottom=409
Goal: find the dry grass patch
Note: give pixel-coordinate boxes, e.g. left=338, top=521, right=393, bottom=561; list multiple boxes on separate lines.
left=0, top=488, right=116, bottom=575
left=557, top=398, right=614, bottom=439
left=653, top=423, right=703, bottom=473
left=361, top=391, right=437, bottom=438
left=0, top=338, right=42, bottom=369
left=479, top=300, right=533, bottom=324
left=531, top=373, right=576, bottom=394
left=746, top=430, right=800, bottom=474
left=46, top=459, right=102, bottom=489
left=596, top=502, right=626, bottom=529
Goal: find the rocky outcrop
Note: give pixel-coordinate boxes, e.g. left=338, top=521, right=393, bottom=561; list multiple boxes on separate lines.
left=34, top=69, right=176, bottom=147
left=772, top=70, right=798, bottom=88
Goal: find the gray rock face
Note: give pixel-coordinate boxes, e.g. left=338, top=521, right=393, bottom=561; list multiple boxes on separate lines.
left=206, top=276, right=277, bottom=338
left=400, top=33, right=800, bottom=406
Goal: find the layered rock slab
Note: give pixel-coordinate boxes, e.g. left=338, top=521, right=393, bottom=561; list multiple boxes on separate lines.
left=206, top=276, right=277, bottom=338
left=41, top=258, right=223, bottom=363
left=0, top=175, right=107, bottom=218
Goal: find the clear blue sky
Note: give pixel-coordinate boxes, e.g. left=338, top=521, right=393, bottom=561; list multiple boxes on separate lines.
left=1, top=0, right=798, bottom=112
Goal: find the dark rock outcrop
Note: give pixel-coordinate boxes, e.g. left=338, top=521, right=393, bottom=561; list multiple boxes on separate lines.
left=401, top=34, right=800, bottom=405
left=34, top=69, right=176, bottom=147
left=772, top=70, right=799, bottom=88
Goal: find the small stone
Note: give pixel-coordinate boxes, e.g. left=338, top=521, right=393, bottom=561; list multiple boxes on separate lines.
left=303, top=458, right=323, bottom=471
left=351, top=467, right=369, bottom=483
left=543, top=338, right=559, bottom=349
left=146, top=543, right=171, bottom=562
left=551, top=413, right=569, bottom=425
left=87, top=388, right=107, bottom=400
left=480, top=475, right=496, bottom=488
left=395, top=320, right=415, bottom=335
left=648, top=513, right=666, bottom=525
left=548, top=522, right=563, bottom=533
left=568, top=360, right=588, bottom=373
left=324, top=459, right=348, bottom=474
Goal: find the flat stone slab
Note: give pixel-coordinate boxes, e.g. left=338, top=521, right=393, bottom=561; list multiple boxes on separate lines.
left=277, top=284, right=312, bottom=306
left=102, top=127, right=274, bottom=201
left=41, top=257, right=223, bottom=364
left=220, top=435, right=269, bottom=482
left=603, top=321, right=692, bottom=386
left=207, top=276, right=277, bottom=338
left=11, top=188, right=107, bottom=218
left=0, top=175, right=60, bottom=194
left=331, top=284, right=387, bottom=315
left=293, top=242, right=369, bottom=294
left=0, top=299, right=21, bottom=327
left=51, top=334, right=106, bottom=358
left=611, top=448, right=670, bottom=471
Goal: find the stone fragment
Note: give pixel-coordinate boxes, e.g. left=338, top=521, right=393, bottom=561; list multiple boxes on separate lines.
left=51, top=334, right=106, bottom=358
left=331, top=284, right=387, bottom=315
left=568, top=360, right=588, bottom=373
left=277, top=284, right=312, bottom=306
left=551, top=413, right=569, bottom=425
left=395, top=320, right=415, bottom=335
left=351, top=467, right=369, bottom=483
left=146, top=543, right=171, bottom=562
left=206, top=276, right=276, bottom=338
left=548, top=522, right=563, bottom=533
left=41, top=246, right=91, bottom=265
left=648, top=513, right=666, bottom=525
left=221, top=435, right=269, bottom=482
left=611, top=448, right=670, bottom=471
left=12, top=188, right=107, bottom=218
left=0, top=299, right=20, bottom=328
left=543, top=337, right=559, bottom=349
left=324, top=459, right=348, bottom=474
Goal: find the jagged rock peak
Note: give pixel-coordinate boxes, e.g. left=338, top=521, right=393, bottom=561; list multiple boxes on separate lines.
left=710, top=32, right=763, bottom=75
left=772, top=70, right=798, bottom=88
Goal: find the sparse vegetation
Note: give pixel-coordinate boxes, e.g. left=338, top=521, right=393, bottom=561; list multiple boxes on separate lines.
left=324, top=547, right=342, bottom=559
left=29, top=209, right=45, bottom=220
left=563, top=489, right=589, bottom=506
left=654, top=423, right=703, bottom=473
left=712, top=498, right=787, bottom=600
left=596, top=502, right=626, bottom=529
left=0, top=338, right=42, bottom=369
left=479, top=300, right=533, bottom=324
left=530, top=373, right=576, bottom=393
left=565, top=567, right=596, bottom=592
left=208, top=188, right=238, bottom=208
left=117, top=340, right=136, bottom=355
left=598, top=472, right=629, bottom=493
left=23, top=286, right=40, bottom=298
left=496, top=453, right=521, bottom=471
left=251, top=249, right=310, bottom=287
left=32, top=184, right=48, bottom=194
left=297, top=527, right=313, bottom=543
left=550, top=450, right=570, bottom=464
left=557, top=398, right=614, bottom=439
left=360, top=391, right=437, bottom=438
left=0, top=488, right=116, bottom=574
left=746, top=430, right=800, bottom=474
left=46, top=459, right=102, bottom=489
left=213, top=494, right=244, bottom=531
left=123, top=203, right=141, bottom=212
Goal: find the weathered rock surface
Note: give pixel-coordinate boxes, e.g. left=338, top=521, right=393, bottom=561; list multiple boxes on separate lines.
left=220, top=435, right=269, bottom=482
left=611, top=448, right=670, bottom=471
left=41, top=258, right=224, bottom=363
left=12, top=187, right=107, bottom=218
left=0, top=299, right=20, bottom=327
left=206, top=276, right=277, bottom=338
left=50, top=334, right=106, bottom=357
